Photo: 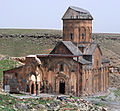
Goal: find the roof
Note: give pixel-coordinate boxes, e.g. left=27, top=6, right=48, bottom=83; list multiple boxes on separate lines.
left=3, top=65, right=24, bottom=74
left=62, top=41, right=82, bottom=55
left=70, top=6, right=90, bottom=14
left=62, top=6, right=93, bottom=20
left=50, top=41, right=82, bottom=55
left=37, top=54, right=83, bottom=58
left=84, top=43, right=100, bottom=55
left=73, top=57, right=92, bottom=65
left=102, top=58, right=110, bottom=64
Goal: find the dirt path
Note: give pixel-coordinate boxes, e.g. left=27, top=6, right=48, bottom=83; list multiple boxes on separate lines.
left=10, top=93, right=67, bottom=99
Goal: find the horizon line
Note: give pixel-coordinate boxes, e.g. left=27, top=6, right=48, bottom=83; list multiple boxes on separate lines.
left=0, top=27, right=119, bottom=34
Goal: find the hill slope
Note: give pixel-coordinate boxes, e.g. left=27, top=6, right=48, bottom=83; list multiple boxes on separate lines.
left=0, top=29, right=62, bottom=57
left=0, top=29, right=120, bottom=67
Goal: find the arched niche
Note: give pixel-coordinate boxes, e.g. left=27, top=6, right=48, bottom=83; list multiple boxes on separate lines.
left=74, top=26, right=79, bottom=43
left=54, top=61, right=70, bottom=74
left=55, top=75, right=69, bottom=94
left=80, top=27, right=86, bottom=42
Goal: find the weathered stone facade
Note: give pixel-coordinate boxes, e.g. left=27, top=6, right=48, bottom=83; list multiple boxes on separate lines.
left=3, top=6, right=110, bottom=96
left=3, top=56, right=43, bottom=94
left=63, top=20, right=92, bottom=44
left=62, top=6, right=93, bottom=45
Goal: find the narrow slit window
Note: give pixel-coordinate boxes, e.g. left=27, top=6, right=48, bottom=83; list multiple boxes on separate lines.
left=82, top=33, right=84, bottom=39
left=71, top=33, right=73, bottom=41
left=60, top=64, right=64, bottom=71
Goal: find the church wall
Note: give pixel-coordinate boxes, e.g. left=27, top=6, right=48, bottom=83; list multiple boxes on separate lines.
left=63, top=19, right=92, bottom=44
left=3, top=57, right=43, bottom=95
left=93, top=46, right=102, bottom=68
left=70, top=72, right=77, bottom=95
left=81, top=66, right=109, bottom=96
left=88, top=69, right=93, bottom=94
left=39, top=57, right=80, bottom=95
left=3, top=56, right=109, bottom=96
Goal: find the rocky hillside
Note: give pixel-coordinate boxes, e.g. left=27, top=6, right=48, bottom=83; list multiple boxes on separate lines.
left=109, top=72, right=120, bottom=88
left=0, top=33, right=61, bottom=57
left=93, top=33, right=120, bottom=68
left=0, top=29, right=120, bottom=62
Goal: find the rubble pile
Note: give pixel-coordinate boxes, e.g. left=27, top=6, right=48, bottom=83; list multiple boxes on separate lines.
left=0, top=94, right=107, bottom=111
left=0, top=54, right=5, bottom=60
left=11, top=57, right=26, bottom=64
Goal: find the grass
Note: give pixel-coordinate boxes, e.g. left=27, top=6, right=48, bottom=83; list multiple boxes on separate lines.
left=0, top=29, right=62, bottom=35
left=111, top=89, right=120, bottom=97
left=93, top=35, right=120, bottom=68
left=0, top=58, right=19, bottom=80
left=0, top=37, right=56, bottom=57
left=0, top=94, right=70, bottom=110
left=0, top=93, right=72, bottom=110
left=100, top=39, right=120, bottom=55
left=0, top=29, right=62, bottom=57
left=91, top=95, right=107, bottom=99
left=0, top=93, right=42, bottom=110
left=0, top=29, right=120, bottom=58
left=0, top=94, right=16, bottom=110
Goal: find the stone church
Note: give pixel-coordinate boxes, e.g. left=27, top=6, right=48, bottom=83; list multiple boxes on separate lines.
left=3, top=6, right=110, bottom=96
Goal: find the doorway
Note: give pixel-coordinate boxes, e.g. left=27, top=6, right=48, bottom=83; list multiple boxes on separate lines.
left=26, top=85, right=29, bottom=92
left=31, top=83, right=34, bottom=94
left=59, top=80, right=65, bottom=94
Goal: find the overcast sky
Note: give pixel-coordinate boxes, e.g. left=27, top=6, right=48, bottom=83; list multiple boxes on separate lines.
left=0, top=0, right=120, bottom=33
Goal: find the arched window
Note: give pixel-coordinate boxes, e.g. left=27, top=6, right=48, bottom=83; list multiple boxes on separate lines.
left=82, top=33, right=84, bottom=39
left=38, top=64, right=40, bottom=68
left=76, top=15, right=78, bottom=18
left=60, top=64, right=64, bottom=71
left=80, top=27, right=86, bottom=42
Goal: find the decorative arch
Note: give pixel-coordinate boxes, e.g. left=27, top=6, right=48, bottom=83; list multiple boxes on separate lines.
left=65, top=25, right=70, bottom=40
left=29, top=80, right=36, bottom=94
left=87, top=27, right=92, bottom=42
left=90, top=27, right=92, bottom=42
left=55, top=73, right=69, bottom=94
left=25, top=65, right=44, bottom=95
left=69, top=25, right=74, bottom=41
left=80, top=27, right=86, bottom=42
left=74, top=26, right=79, bottom=43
